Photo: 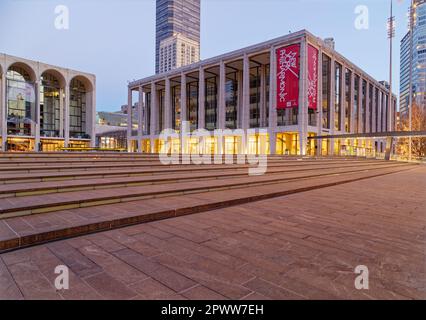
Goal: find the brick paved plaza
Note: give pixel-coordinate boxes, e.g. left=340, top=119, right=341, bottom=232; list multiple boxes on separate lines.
left=0, top=153, right=425, bottom=300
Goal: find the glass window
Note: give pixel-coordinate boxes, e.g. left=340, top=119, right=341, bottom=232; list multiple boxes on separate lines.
left=186, top=81, right=198, bottom=132
left=334, top=62, right=342, bottom=131
left=369, top=84, right=373, bottom=133
left=40, top=73, right=61, bottom=137
left=225, top=71, right=238, bottom=130
left=158, top=89, right=164, bottom=133
left=250, top=66, right=261, bottom=128
left=361, top=80, right=367, bottom=133
left=145, top=92, right=151, bottom=135
left=322, top=54, right=331, bottom=129
left=172, top=86, right=181, bottom=131
left=375, top=88, right=379, bottom=133
left=354, top=75, right=360, bottom=133
left=6, top=66, right=36, bottom=136
left=265, top=64, right=270, bottom=126
left=344, top=69, right=352, bottom=132
left=205, top=76, right=218, bottom=131
left=69, top=78, right=87, bottom=138
left=384, top=94, right=388, bottom=132
left=277, top=108, right=298, bottom=126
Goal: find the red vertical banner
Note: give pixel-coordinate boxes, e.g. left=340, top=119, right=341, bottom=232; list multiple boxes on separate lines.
left=307, top=44, right=319, bottom=110
left=276, top=44, right=300, bottom=109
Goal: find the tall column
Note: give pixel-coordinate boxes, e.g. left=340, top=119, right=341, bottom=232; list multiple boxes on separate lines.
left=236, top=70, right=243, bottom=128
left=180, top=74, right=187, bottom=154
left=328, top=58, right=335, bottom=156
left=64, top=84, right=70, bottom=147
left=388, top=95, right=393, bottom=132
left=388, top=95, right=393, bottom=133
left=358, top=78, right=363, bottom=134
left=127, top=87, right=133, bottom=152
left=144, top=90, right=149, bottom=136
left=164, top=77, right=172, bottom=130
left=392, top=97, right=396, bottom=131
left=150, top=82, right=157, bottom=153
left=259, top=65, right=266, bottom=128
left=365, top=82, right=370, bottom=133
left=34, top=80, right=41, bottom=152
left=299, top=38, right=308, bottom=156
left=380, top=91, right=385, bottom=133
left=371, top=85, right=376, bottom=133
left=180, top=73, right=187, bottom=127
left=340, top=65, right=346, bottom=133
left=90, top=88, right=96, bottom=148
left=268, top=46, right=277, bottom=155
left=218, top=61, right=226, bottom=130
left=1, top=72, right=6, bottom=151
left=138, top=86, right=144, bottom=152
left=59, top=88, right=64, bottom=138
left=198, top=67, right=205, bottom=129
left=242, top=54, right=250, bottom=131
left=350, top=72, right=355, bottom=133
left=317, top=49, right=323, bottom=156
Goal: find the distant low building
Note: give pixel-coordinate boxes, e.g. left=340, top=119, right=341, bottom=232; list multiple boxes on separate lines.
left=95, top=124, right=127, bottom=150
left=95, top=104, right=139, bottom=150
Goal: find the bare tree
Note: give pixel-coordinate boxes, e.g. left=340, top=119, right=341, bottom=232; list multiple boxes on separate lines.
left=397, top=102, right=426, bottom=159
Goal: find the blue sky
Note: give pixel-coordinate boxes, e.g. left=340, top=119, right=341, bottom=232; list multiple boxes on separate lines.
left=0, top=0, right=410, bottom=111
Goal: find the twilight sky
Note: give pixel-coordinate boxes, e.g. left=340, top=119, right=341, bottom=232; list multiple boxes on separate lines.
left=0, top=0, right=410, bottom=111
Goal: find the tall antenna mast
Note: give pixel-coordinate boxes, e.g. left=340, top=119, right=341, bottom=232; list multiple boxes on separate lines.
left=408, top=0, right=415, bottom=161
left=387, top=0, right=395, bottom=159
left=387, top=0, right=395, bottom=133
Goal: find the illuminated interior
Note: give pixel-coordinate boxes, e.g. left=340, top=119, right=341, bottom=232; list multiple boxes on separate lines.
left=321, top=139, right=329, bottom=156
left=40, top=139, right=65, bottom=152
left=307, top=133, right=317, bottom=156
left=141, top=139, right=151, bottom=153
left=202, top=136, right=217, bottom=155
left=224, top=136, right=239, bottom=155
left=6, top=137, right=35, bottom=152
left=69, top=140, right=90, bottom=149
left=276, top=133, right=299, bottom=155
left=154, top=139, right=165, bottom=154
left=247, top=134, right=269, bottom=155
left=171, top=138, right=181, bottom=154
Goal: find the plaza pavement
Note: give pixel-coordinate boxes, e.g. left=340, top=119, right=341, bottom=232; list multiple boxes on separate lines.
left=0, top=153, right=424, bottom=299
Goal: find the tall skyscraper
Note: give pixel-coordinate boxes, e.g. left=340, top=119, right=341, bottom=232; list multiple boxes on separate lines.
left=400, top=0, right=426, bottom=116
left=156, top=0, right=201, bottom=74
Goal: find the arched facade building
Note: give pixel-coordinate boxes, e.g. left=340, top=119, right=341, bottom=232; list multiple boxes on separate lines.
left=0, top=54, right=96, bottom=151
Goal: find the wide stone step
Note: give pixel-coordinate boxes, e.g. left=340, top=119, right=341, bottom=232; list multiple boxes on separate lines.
left=0, top=164, right=416, bottom=253
left=0, top=157, right=371, bottom=171
left=0, top=159, right=384, bottom=184
left=0, top=163, right=412, bottom=218
left=0, top=161, right=404, bottom=197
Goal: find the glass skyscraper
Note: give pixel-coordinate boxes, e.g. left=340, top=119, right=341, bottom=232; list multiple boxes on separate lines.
left=156, top=0, right=201, bottom=74
left=400, top=0, right=426, bottom=116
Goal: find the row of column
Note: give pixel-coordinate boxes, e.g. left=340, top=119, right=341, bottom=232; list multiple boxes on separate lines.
left=316, top=52, right=395, bottom=156
left=128, top=40, right=395, bottom=155
left=128, top=49, right=285, bottom=153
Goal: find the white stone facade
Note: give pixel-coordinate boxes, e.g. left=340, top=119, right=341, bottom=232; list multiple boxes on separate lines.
left=128, top=30, right=397, bottom=156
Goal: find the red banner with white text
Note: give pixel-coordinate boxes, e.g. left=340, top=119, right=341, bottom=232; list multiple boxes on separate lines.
left=276, top=44, right=300, bottom=109
left=307, top=44, right=319, bottom=110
